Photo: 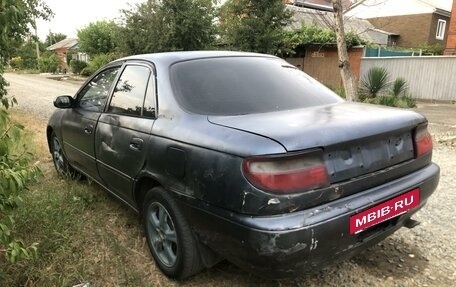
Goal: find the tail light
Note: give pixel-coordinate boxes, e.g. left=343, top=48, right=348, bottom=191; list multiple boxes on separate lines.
left=414, top=125, right=433, bottom=157
left=242, top=151, right=329, bottom=194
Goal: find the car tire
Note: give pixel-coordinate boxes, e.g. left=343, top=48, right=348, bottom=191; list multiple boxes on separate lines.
left=143, top=187, right=203, bottom=279
left=50, top=132, right=81, bottom=179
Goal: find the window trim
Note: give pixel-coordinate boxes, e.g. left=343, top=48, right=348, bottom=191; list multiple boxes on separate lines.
left=76, top=65, right=122, bottom=112
left=436, top=19, right=446, bottom=40
left=105, top=61, right=158, bottom=119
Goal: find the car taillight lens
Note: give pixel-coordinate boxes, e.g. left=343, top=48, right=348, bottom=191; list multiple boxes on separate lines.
left=242, top=151, right=329, bottom=194
left=414, top=125, right=433, bottom=157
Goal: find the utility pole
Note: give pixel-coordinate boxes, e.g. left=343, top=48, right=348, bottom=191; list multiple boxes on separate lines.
left=332, top=0, right=357, bottom=101
left=34, top=19, right=40, bottom=59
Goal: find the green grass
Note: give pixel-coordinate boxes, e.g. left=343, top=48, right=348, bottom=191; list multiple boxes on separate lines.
left=1, top=111, right=160, bottom=286
left=6, top=110, right=401, bottom=287
left=2, top=172, right=160, bottom=286
left=2, top=110, right=286, bottom=287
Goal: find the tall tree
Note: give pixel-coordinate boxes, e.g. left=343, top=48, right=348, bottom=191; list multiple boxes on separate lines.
left=332, top=0, right=357, bottom=101
left=45, top=32, right=67, bottom=46
left=77, top=21, right=121, bottom=56
left=118, top=0, right=165, bottom=55
left=119, top=0, right=217, bottom=55
left=0, top=0, right=52, bottom=61
left=160, top=0, right=217, bottom=51
left=218, top=0, right=293, bottom=54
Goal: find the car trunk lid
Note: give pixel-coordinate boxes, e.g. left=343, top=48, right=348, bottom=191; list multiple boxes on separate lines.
left=208, top=102, right=425, bottom=183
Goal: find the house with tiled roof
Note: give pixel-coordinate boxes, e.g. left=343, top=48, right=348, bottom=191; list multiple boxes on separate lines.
left=47, top=38, right=79, bottom=71
left=290, top=0, right=352, bottom=11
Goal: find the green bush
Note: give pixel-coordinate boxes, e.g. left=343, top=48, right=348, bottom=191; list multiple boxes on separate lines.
left=37, top=53, right=60, bottom=73
left=81, top=53, right=120, bottom=77
left=417, top=43, right=444, bottom=55
left=10, top=57, right=24, bottom=70
left=396, top=95, right=416, bottom=108
left=377, top=95, right=396, bottom=107
left=365, top=95, right=416, bottom=108
left=359, top=66, right=391, bottom=99
left=0, top=79, right=41, bottom=263
left=391, top=78, right=408, bottom=97
left=69, top=59, right=87, bottom=75
left=80, top=66, right=96, bottom=77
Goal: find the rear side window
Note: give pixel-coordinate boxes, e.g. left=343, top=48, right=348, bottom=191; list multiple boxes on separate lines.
left=170, top=57, right=342, bottom=115
left=108, top=65, right=152, bottom=116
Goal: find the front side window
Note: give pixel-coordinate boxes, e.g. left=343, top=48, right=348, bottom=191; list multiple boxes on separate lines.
left=78, top=67, right=120, bottom=112
left=108, top=65, right=151, bottom=116
left=436, top=19, right=446, bottom=40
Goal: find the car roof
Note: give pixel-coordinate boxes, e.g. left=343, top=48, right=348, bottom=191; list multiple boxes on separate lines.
left=118, top=50, right=278, bottom=66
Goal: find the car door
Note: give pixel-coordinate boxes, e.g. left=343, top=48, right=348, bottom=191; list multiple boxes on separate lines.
left=95, top=63, right=156, bottom=203
left=61, top=66, right=121, bottom=182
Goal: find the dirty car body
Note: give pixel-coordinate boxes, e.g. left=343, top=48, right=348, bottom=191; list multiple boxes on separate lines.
left=47, top=51, right=440, bottom=279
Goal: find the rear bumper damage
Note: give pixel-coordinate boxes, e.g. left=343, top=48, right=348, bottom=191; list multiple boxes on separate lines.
left=181, top=163, right=440, bottom=278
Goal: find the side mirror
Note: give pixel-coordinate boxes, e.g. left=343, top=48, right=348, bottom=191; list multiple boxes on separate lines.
left=54, top=95, right=74, bottom=109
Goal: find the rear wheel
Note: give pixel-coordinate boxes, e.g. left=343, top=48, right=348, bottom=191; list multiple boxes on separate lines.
left=50, top=132, right=81, bottom=179
left=143, top=187, right=203, bottom=279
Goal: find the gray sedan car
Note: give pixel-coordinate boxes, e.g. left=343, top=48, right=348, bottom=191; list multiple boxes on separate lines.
left=47, top=51, right=439, bottom=279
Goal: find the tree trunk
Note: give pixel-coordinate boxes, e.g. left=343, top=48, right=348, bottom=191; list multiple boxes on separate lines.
left=332, top=0, right=357, bottom=101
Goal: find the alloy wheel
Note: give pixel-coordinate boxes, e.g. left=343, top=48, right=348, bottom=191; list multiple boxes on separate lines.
left=146, top=202, right=178, bottom=267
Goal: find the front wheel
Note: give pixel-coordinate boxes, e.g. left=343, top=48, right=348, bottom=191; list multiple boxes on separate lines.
left=143, top=187, right=203, bottom=279
left=50, top=132, right=81, bottom=179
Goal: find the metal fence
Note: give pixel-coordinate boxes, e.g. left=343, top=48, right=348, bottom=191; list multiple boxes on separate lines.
left=360, top=56, right=456, bottom=101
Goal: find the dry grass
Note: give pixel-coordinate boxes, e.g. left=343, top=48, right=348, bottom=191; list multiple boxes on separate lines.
left=2, top=110, right=288, bottom=286
left=3, top=108, right=455, bottom=287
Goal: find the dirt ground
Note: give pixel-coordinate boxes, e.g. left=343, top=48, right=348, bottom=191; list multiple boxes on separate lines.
left=4, top=73, right=456, bottom=286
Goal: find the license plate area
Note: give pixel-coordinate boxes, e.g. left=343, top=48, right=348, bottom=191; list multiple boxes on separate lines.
left=350, top=188, right=420, bottom=234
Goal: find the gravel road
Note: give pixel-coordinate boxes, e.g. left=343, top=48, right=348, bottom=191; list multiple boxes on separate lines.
left=4, top=73, right=456, bottom=286
left=5, top=73, right=81, bottom=120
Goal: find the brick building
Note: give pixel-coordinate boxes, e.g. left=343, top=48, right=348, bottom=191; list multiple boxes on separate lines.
left=47, top=38, right=78, bottom=70
left=444, top=0, right=456, bottom=55
left=346, top=0, right=452, bottom=48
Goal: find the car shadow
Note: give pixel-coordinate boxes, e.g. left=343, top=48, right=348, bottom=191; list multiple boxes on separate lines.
left=187, top=234, right=428, bottom=286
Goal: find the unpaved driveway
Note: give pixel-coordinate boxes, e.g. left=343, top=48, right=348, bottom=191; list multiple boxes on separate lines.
left=5, top=73, right=456, bottom=286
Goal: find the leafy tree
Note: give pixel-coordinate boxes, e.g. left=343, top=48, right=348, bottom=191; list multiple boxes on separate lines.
left=159, top=0, right=217, bottom=51
left=218, top=0, right=293, bottom=54
left=0, top=0, right=52, bottom=60
left=118, top=0, right=167, bottom=55
left=281, top=25, right=366, bottom=55
left=77, top=21, right=121, bottom=56
left=45, top=32, right=67, bottom=46
left=0, top=0, right=50, bottom=264
left=118, top=0, right=217, bottom=55
left=11, top=40, right=44, bottom=70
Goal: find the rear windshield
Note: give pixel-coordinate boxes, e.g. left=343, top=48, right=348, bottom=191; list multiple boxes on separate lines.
left=170, top=57, right=343, bottom=115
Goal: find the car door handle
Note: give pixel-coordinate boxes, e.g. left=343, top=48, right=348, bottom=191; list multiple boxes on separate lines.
left=129, top=137, right=144, bottom=151
left=84, top=124, right=94, bottom=135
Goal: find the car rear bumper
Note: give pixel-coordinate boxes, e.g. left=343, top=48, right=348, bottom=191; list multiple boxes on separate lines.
left=180, top=163, right=440, bottom=278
